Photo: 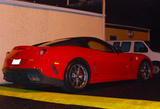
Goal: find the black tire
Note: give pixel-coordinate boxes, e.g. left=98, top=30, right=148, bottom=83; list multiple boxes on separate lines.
left=153, top=62, right=160, bottom=78
left=137, top=60, right=151, bottom=81
left=63, top=60, right=90, bottom=92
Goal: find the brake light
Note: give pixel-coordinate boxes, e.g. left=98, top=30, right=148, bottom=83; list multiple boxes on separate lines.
left=40, top=49, right=47, bottom=56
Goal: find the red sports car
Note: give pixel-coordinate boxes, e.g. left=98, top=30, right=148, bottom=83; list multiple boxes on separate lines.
left=2, top=37, right=153, bottom=92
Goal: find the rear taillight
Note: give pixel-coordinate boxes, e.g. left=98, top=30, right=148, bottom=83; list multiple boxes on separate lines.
left=40, top=49, right=47, bottom=56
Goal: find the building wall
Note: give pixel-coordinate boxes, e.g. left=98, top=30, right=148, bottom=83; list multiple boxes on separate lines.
left=0, top=0, right=104, bottom=82
left=105, top=24, right=150, bottom=41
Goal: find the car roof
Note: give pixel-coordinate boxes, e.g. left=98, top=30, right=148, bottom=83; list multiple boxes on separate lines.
left=34, top=36, right=110, bottom=47
left=48, top=36, right=106, bottom=44
left=63, top=36, right=102, bottom=40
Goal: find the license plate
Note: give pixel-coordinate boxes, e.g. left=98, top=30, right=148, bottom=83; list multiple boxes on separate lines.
left=12, top=59, right=21, bottom=65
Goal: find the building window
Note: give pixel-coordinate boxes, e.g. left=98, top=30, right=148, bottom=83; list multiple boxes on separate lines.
left=16, top=0, right=102, bottom=13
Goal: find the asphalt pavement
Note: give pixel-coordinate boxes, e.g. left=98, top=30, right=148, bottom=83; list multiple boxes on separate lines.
left=0, top=79, right=160, bottom=109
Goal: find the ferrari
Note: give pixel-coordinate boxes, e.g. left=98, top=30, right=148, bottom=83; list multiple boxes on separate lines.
left=2, top=37, right=153, bottom=92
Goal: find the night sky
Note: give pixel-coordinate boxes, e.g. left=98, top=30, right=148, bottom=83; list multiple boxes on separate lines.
left=106, top=0, right=160, bottom=48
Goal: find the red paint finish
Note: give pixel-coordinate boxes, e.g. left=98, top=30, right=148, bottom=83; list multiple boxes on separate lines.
left=2, top=37, right=153, bottom=86
left=3, top=45, right=153, bottom=83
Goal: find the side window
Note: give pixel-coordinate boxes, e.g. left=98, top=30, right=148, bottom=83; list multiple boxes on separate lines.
left=113, top=42, right=120, bottom=49
left=134, top=42, right=148, bottom=53
left=121, top=42, right=131, bottom=52
left=88, top=41, right=113, bottom=52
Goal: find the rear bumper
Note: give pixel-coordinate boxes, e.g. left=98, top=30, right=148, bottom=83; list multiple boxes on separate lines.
left=2, top=68, right=64, bottom=87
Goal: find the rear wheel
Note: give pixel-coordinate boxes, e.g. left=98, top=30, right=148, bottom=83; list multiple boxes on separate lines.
left=64, top=60, right=90, bottom=92
left=137, top=60, right=151, bottom=80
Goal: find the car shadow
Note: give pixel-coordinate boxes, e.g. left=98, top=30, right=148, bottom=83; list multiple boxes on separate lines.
left=1, top=79, right=160, bottom=101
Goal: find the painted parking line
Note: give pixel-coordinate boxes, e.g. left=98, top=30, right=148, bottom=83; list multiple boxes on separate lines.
left=0, top=86, right=160, bottom=109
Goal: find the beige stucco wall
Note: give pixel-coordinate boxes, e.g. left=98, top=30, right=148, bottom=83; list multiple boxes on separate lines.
left=0, top=1, right=104, bottom=82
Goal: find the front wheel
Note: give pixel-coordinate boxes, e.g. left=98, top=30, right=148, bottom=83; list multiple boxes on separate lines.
left=153, top=62, right=160, bottom=78
left=137, top=60, right=152, bottom=80
left=63, top=61, right=90, bottom=92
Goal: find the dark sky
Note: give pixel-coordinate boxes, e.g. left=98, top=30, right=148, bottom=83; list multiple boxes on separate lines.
left=106, top=0, right=160, bottom=47
left=106, top=0, right=152, bottom=27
